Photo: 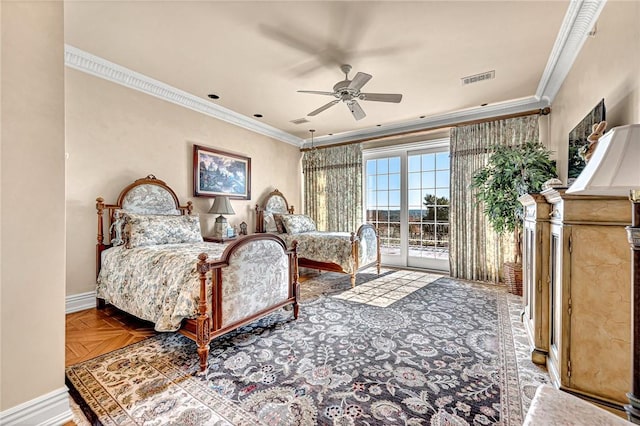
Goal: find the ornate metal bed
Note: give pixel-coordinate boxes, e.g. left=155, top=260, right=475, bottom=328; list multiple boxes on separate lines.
left=255, top=189, right=380, bottom=287
left=95, top=175, right=299, bottom=371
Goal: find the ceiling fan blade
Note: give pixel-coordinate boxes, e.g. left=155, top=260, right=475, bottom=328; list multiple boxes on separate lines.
left=347, top=100, right=366, bottom=121
left=308, top=100, right=340, bottom=116
left=298, top=90, right=336, bottom=96
left=348, top=72, right=372, bottom=90
left=259, top=24, right=321, bottom=56
left=360, top=93, right=403, bottom=103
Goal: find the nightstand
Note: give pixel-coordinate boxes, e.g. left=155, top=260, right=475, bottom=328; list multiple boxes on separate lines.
left=203, top=236, right=237, bottom=243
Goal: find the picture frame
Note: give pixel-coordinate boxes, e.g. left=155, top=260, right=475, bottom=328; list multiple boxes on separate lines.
left=193, top=144, right=251, bottom=199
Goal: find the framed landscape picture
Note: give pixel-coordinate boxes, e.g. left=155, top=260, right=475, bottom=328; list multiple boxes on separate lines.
left=193, top=144, right=251, bottom=199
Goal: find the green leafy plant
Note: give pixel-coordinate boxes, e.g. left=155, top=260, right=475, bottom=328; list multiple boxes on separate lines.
left=471, top=142, right=556, bottom=262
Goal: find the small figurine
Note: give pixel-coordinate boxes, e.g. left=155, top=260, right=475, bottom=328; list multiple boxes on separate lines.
left=109, top=210, right=125, bottom=246
left=579, top=120, right=607, bottom=163
left=239, top=221, right=248, bottom=235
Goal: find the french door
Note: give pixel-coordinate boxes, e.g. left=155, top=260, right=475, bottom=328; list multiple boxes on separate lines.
left=364, top=140, right=450, bottom=272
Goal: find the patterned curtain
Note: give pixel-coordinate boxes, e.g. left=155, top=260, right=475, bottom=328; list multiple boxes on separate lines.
left=449, top=115, right=540, bottom=282
left=303, top=144, right=362, bottom=232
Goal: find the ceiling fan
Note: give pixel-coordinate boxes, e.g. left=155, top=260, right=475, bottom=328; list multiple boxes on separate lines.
left=298, top=64, right=403, bottom=121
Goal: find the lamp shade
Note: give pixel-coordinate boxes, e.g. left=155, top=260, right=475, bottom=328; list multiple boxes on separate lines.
left=208, top=196, right=235, bottom=215
left=567, top=124, right=640, bottom=196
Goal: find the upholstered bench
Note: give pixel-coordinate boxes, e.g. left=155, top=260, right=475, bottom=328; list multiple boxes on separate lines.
left=524, top=385, right=631, bottom=425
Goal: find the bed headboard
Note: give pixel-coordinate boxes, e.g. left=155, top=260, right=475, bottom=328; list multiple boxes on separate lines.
left=96, top=175, right=193, bottom=274
left=255, top=189, right=294, bottom=233
left=117, top=176, right=183, bottom=215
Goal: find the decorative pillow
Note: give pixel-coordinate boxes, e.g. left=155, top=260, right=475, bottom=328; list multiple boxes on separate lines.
left=124, top=213, right=203, bottom=248
left=272, top=214, right=287, bottom=234
left=280, top=214, right=316, bottom=234
left=263, top=212, right=279, bottom=233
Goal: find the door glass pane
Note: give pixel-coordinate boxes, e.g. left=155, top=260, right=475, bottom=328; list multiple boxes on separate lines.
left=435, top=188, right=449, bottom=200
left=407, top=152, right=450, bottom=261
left=365, top=157, right=401, bottom=256
left=422, top=171, right=435, bottom=188
left=421, top=155, right=434, bottom=170
left=389, top=173, right=401, bottom=190
left=367, top=160, right=376, bottom=175
left=376, top=191, right=388, bottom=206
left=377, top=158, right=389, bottom=174
left=408, top=190, right=422, bottom=208
left=389, top=190, right=400, bottom=207
left=377, top=175, right=389, bottom=190
left=389, top=157, right=401, bottom=173
left=435, top=152, right=449, bottom=170
left=408, top=172, right=421, bottom=189
left=435, top=170, right=449, bottom=187
left=408, top=155, right=421, bottom=172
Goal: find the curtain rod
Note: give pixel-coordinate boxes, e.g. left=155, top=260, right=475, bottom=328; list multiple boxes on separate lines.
left=300, top=107, right=551, bottom=152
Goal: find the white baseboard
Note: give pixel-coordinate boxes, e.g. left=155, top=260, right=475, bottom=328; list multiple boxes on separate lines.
left=66, top=291, right=96, bottom=314
left=0, top=387, right=72, bottom=426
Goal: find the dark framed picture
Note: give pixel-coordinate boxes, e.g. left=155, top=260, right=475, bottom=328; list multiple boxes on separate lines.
left=193, top=144, right=251, bottom=199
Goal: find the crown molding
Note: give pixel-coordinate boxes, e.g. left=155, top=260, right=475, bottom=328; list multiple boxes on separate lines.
left=64, top=45, right=302, bottom=147
left=536, top=0, right=607, bottom=103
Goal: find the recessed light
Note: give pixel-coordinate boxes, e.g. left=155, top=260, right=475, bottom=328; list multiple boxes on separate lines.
left=481, top=103, right=488, bottom=107
left=419, top=115, right=426, bottom=119
left=376, top=124, right=382, bottom=127
left=253, top=114, right=263, bottom=118
left=328, top=133, right=333, bottom=136
left=207, top=94, right=220, bottom=100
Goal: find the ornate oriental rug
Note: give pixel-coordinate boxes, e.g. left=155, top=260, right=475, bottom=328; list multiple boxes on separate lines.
left=66, top=269, right=548, bottom=425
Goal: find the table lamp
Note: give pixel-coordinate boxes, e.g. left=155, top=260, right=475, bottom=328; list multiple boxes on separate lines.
left=208, top=195, right=235, bottom=239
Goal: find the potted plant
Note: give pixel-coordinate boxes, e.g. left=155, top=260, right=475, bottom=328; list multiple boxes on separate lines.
left=471, top=142, right=556, bottom=294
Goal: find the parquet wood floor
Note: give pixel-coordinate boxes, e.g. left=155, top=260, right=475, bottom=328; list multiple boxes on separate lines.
left=65, top=305, right=157, bottom=367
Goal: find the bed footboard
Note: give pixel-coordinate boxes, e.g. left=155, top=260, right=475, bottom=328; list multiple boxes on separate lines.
left=187, top=234, right=299, bottom=372
left=355, top=224, right=381, bottom=275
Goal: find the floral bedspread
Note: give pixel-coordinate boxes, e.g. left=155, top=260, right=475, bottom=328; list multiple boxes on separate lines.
left=97, top=242, right=226, bottom=331
left=278, top=231, right=357, bottom=274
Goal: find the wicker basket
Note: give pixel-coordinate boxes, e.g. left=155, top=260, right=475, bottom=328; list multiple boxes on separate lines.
left=503, top=262, right=523, bottom=296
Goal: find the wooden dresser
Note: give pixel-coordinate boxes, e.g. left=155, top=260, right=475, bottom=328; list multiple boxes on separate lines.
left=542, top=187, right=631, bottom=410
left=518, top=193, right=552, bottom=365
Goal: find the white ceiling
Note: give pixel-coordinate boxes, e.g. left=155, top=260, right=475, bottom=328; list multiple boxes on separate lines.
left=64, top=1, right=603, bottom=147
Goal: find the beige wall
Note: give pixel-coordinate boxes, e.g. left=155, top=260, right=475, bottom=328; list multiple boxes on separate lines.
left=1, top=1, right=67, bottom=411
left=549, top=1, right=640, bottom=182
left=65, top=69, right=302, bottom=296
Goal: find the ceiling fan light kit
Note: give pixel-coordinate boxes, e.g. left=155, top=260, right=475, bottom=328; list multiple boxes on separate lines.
left=298, top=64, right=403, bottom=121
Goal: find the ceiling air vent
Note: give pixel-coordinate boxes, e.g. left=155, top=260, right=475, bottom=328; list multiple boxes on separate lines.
left=461, top=70, right=495, bottom=86
left=290, top=117, right=310, bottom=125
